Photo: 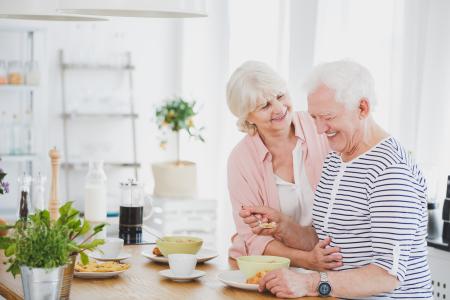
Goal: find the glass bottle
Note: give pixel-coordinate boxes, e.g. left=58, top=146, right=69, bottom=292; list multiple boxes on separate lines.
left=18, top=173, right=32, bottom=219
left=0, top=111, right=10, bottom=154
left=7, top=60, right=23, bottom=85
left=32, top=173, right=47, bottom=213
left=25, top=61, right=40, bottom=85
left=84, top=161, right=107, bottom=222
left=10, top=114, right=21, bottom=155
left=22, top=110, right=33, bottom=154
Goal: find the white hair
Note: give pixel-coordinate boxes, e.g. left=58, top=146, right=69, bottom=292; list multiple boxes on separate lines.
left=304, top=60, right=377, bottom=108
left=226, top=61, right=287, bottom=134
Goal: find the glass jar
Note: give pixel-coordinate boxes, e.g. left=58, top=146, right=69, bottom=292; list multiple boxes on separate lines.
left=0, top=60, right=7, bottom=85
left=25, top=61, right=40, bottom=85
left=8, top=60, right=24, bottom=85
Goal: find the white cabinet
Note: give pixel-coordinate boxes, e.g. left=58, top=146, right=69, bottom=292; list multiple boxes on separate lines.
left=147, top=197, right=217, bottom=249
left=428, top=247, right=450, bottom=299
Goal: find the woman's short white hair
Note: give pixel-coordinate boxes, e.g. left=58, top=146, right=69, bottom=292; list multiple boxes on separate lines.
left=226, top=60, right=287, bottom=134
left=304, top=60, right=377, bottom=108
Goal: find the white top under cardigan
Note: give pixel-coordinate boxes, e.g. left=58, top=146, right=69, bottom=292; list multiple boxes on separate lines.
left=275, top=141, right=314, bottom=226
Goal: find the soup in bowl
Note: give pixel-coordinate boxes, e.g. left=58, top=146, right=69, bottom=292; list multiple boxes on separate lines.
left=237, top=255, right=290, bottom=279
left=156, top=236, right=203, bottom=257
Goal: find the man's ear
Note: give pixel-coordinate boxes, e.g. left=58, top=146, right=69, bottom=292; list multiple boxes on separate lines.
left=359, top=98, right=370, bottom=119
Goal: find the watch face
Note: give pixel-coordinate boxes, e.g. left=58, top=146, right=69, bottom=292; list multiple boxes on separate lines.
left=319, top=282, right=331, bottom=296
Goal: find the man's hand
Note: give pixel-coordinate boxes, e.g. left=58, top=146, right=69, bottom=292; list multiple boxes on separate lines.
left=305, top=236, right=342, bottom=271
left=258, top=268, right=319, bottom=298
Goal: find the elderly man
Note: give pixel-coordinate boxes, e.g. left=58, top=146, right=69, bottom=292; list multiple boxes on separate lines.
left=239, top=60, right=432, bottom=299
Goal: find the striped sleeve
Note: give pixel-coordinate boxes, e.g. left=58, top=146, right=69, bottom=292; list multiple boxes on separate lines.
left=368, top=163, right=424, bottom=282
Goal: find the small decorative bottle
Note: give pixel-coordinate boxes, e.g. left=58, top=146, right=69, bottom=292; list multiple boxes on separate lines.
left=18, top=173, right=32, bottom=219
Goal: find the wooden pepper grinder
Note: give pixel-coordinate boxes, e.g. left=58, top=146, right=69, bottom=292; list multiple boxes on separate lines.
left=49, top=147, right=61, bottom=221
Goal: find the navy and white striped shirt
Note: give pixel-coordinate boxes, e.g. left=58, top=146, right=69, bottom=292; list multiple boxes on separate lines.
left=312, top=137, right=432, bottom=299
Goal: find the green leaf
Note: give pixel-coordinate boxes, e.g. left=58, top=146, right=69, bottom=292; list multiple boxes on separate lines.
left=5, top=244, right=16, bottom=256
left=7, top=261, right=20, bottom=278
left=79, top=252, right=89, bottom=265
left=0, top=237, right=12, bottom=250
left=59, top=201, right=73, bottom=217
left=79, top=239, right=105, bottom=251
left=93, top=223, right=107, bottom=234
left=79, top=220, right=91, bottom=235
left=41, top=210, right=50, bottom=224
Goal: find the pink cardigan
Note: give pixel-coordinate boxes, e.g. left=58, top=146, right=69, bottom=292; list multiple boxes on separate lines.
left=227, top=111, right=330, bottom=259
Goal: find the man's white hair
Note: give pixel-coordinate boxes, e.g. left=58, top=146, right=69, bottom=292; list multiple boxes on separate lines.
left=226, top=61, right=287, bottom=135
left=304, top=60, right=377, bottom=108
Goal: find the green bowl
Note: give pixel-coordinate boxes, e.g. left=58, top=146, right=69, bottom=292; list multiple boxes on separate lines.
left=237, top=255, right=290, bottom=279
left=156, top=236, right=203, bottom=257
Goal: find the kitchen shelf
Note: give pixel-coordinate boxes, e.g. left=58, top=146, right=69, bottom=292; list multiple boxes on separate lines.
left=0, top=154, right=36, bottom=162
left=60, top=50, right=139, bottom=200
left=62, top=63, right=134, bottom=71
left=61, top=162, right=141, bottom=170
left=61, top=112, right=138, bottom=119
left=0, top=85, right=39, bottom=92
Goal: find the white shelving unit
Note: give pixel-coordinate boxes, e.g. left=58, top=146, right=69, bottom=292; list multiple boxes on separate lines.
left=59, top=49, right=140, bottom=201
left=0, top=28, right=43, bottom=215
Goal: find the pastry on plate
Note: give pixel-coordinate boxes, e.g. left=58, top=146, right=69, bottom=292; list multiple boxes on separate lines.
left=75, top=261, right=129, bottom=273
left=246, top=271, right=268, bottom=284
left=152, top=246, right=163, bottom=257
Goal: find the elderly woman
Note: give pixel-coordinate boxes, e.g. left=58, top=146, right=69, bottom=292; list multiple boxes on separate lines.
left=241, top=60, right=432, bottom=299
left=226, top=61, right=342, bottom=271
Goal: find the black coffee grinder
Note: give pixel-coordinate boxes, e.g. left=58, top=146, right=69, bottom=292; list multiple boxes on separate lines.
left=119, top=179, right=152, bottom=244
left=443, top=176, right=450, bottom=244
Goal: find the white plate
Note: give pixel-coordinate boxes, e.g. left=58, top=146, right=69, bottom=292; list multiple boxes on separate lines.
left=88, top=252, right=132, bottom=262
left=217, top=270, right=258, bottom=291
left=74, top=268, right=128, bottom=279
left=142, top=248, right=218, bottom=264
left=159, top=269, right=205, bottom=282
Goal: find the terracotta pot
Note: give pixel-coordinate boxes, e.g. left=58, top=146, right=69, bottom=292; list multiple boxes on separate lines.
left=60, top=254, right=77, bottom=300
left=0, top=217, right=8, bottom=237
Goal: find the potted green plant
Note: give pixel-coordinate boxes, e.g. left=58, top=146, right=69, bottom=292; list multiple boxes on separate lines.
left=152, top=97, right=205, bottom=198
left=0, top=210, right=71, bottom=300
left=0, top=202, right=105, bottom=300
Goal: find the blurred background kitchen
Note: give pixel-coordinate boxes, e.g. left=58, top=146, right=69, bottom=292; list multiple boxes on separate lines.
left=1, top=0, right=450, bottom=297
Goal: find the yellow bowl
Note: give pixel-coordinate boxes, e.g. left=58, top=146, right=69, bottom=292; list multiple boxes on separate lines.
left=237, top=255, right=290, bottom=279
left=156, top=236, right=203, bottom=257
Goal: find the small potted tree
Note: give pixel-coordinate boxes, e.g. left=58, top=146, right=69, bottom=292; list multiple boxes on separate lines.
left=152, top=97, right=205, bottom=198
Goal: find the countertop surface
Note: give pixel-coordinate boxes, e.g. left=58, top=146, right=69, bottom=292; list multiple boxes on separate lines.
left=0, top=244, right=334, bottom=300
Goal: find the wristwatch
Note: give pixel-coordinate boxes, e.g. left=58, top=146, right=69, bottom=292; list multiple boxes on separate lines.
left=317, top=272, right=332, bottom=297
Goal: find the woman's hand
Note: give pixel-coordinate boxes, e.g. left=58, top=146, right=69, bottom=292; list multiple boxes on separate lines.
left=258, top=268, right=319, bottom=298
left=305, top=236, right=342, bottom=271
left=239, top=206, right=287, bottom=239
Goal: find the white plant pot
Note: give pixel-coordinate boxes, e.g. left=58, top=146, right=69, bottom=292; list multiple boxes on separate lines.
left=151, top=161, right=197, bottom=198
left=20, top=265, right=65, bottom=300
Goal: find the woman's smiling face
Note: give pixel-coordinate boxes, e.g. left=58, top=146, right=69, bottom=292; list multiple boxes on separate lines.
left=246, top=92, right=293, bottom=135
